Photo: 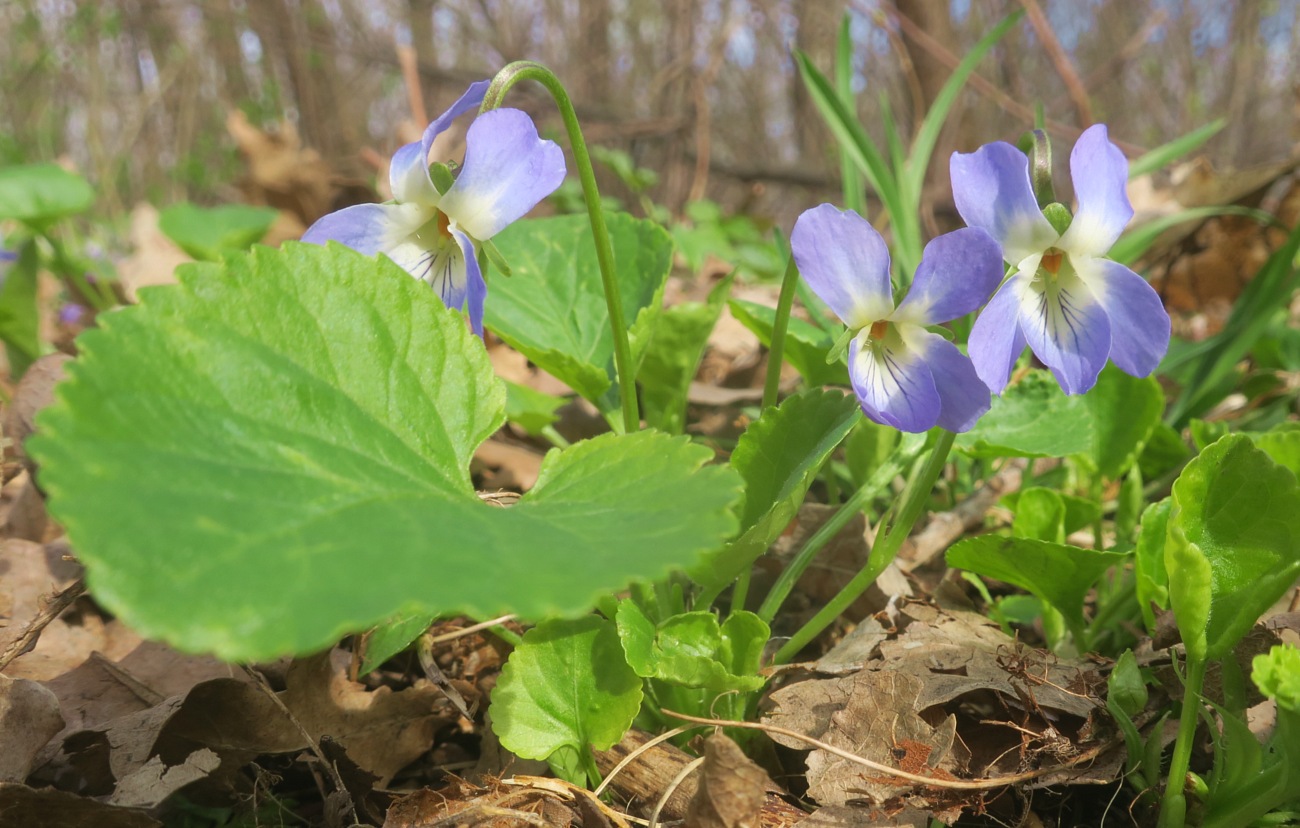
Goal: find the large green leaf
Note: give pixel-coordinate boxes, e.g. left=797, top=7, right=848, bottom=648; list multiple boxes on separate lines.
left=956, top=370, right=1094, bottom=458
left=486, top=212, right=672, bottom=406
left=1083, top=365, right=1164, bottom=479
left=947, top=536, right=1127, bottom=627
left=1167, top=435, right=1300, bottom=661
left=689, top=389, right=859, bottom=591
left=31, top=243, right=741, bottom=661
left=492, top=616, right=642, bottom=767
left=0, top=163, right=94, bottom=225
left=159, top=202, right=279, bottom=261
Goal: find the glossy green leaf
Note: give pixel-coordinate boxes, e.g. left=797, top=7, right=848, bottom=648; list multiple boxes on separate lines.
left=492, top=616, right=642, bottom=766
left=0, top=163, right=94, bottom=225
left=486, top=212, right=672, bottom=406
left=947, top=535, right=1127, bottom=627
left=728, top=298, right=849, bottom=387
left=31, top=243, right=741, bottom=661
left=956, top=370, right=1094, bottom=458
left=0, top=240, right=42, bottom=377
left=158, top=202, right=279, bottom=261
left=639, top=276, right=730, bottom=433
left=690, top=389, right=859, bottom=591
left=1084, top=365, right=1164, bottom=479
left=1167, top=434, right=1300, bottom=661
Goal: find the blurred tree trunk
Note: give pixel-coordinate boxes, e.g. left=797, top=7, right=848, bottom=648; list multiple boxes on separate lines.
left=1220, top=1, right=1260, bottom=165
left=579, top=0, right=613, bottom=103
left=408, top=0, right=436, bottom=57
left=205, top=0, right=255, bottom=105
left=892, top=0, right=962, bottom=210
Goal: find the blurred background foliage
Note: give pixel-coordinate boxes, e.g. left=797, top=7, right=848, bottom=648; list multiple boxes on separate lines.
left=3, top=0, right=1297, bottom=229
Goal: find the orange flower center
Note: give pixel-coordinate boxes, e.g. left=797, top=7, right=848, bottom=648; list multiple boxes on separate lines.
left=1041, top=248, right=1064, bottom=275
left=868, top=320, right=890, bottom=340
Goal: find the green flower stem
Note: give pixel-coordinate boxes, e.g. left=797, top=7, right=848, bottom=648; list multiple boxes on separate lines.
left=772, top=429, right=956, bottom=664
left=1159, top=655, right=1208, bottom=828
left=482, top=61, right=639, bottom=433
left=762, top=254, right=800, bottom=411
left=756, top=431, right=925, bottom=625
left=42, top=231, right=116, bottom=312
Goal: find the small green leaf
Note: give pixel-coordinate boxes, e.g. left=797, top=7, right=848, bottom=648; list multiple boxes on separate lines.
left=843, top=417, right=899, bottom=489
left=639, top=276, right=730, bottom=434
left=0, top=163, right=94, bottom=225
left=1109, top=649, right=1148, bottom=718
left=32, top=243, right=742, bottom=661
left=0, top=240, right=42, bottom=377
left=1253, top=645, right=1300, bottom=715
left=492, top=616, right=642, bottom=768
left=1135, top=498, right=1172, bottom=632
left=1011, top=488, right=1066, bottom=544
left=1168, top=434, right=1300, bottom=661
left=947, top=535, right=1127, bottom=626
left=615, top=604, right=768, bottom=693
left=956, top=371, right=1094, bottom=458
left=1138, top=422, right=1191, bottom=481
left=503, top=380, right=566, bottom=436
left=1084, top=365, right=1164, bottom=479
left=487, top=212, right=672, bottom=407
left=158, top=202, right=279, bottom=261
left=728, top=298, right=849, bottom=387
left=689, top=389, right=859, bottom=590
left=1002, top=489, right=1101, bottom=537
left=361, top=613, right=435, bottom=675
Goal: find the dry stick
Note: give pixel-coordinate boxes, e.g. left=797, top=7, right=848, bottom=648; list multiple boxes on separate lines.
left=1083, top=8, right=1170, bottom=90
left=241, top=665, right=357, bottom=824
left=396, top=42, right=428, bottom=127
left=1018, top=0, right=1093, bottom=125
left=592, top=726, right=695, bottom=799
left=874, top=1, right=1145, bottom=157
left=427, top=613, right=517, bottom=645
left=502, top=775, right=635, bottom=828
left=660, top=709, right=1121, bottom=792
left=649, top=756, right=706, bottom=828
left=0, top=577, right=85, bottom=672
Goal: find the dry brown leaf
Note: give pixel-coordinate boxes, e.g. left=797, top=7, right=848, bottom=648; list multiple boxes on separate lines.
left=0, top=675, right=64, bottom=782
left=108, top=749, right=220, bottom=808
left=685, top=733, right=769, bottom=828
left=0, top=782, right=160, bottom=827
left=792, top=803, right=932, bottom=827
left=5, top=352, right=71, bottom=474
left=116, top=203, right=192, bottom=301
left=765, top=669, right=960, bottom=811
left=0, top=539, right=88, bottom=677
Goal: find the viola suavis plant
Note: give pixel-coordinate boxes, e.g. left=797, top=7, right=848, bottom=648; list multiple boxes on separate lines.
left=20, top=39, right=1300, bottom=826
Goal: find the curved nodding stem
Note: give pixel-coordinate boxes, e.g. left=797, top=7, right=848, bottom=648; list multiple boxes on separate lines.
left=482, top=61, right=639, bottom=433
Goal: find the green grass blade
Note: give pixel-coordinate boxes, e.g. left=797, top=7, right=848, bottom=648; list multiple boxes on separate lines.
left=1168, top=222, right=1300, bottom=425
left=1110, top=205, right=1277, bottom=265
left=1129, top=119, right=1226, bottom=180
left=903, top=10, right=1023, bottom=217
left=835, top=15, right=865, bottom=216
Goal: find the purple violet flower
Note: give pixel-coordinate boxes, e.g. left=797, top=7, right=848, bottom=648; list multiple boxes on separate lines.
left=791, top=204, right=1004, bottom=433
left=951, top=124, right=1170, bottom=395
left=303, top=81, right=566, bottom=336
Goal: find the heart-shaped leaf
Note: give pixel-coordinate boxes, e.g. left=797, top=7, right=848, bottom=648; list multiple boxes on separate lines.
left=159, top=202, right=279, bottom=261
left=956, top=370, right=1094, bottom=458
left=0, top=163, right=94, bottom=225
left=486, top=212, right=672, bottom=406
left=491, top=616, right=642, bottom=765
left=1167, top=434, right=1300, bottom=661
left=31, top=243, right=741, bottom=661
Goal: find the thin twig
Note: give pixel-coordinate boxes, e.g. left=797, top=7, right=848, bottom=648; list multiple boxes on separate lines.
left=0, top=577, right=85, bottom=672
left=660, top=709, right=1121, bottom=791
left=649, top=756, right=705, bottom=828
left=241, top=665, right=356, bottom=824
left=427, top=614, right=516, bottom=645
left=1018, top=0, right=1093, bottom=124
